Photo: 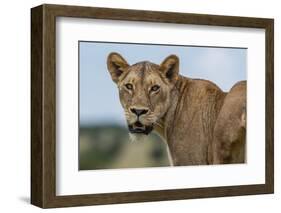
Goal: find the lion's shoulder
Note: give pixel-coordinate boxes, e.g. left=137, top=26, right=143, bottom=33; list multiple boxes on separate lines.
left=176, top=76, right=224, bottom=99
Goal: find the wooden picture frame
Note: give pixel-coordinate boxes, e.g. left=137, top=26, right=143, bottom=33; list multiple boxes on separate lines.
left=31, top=4, right=274, bottom=208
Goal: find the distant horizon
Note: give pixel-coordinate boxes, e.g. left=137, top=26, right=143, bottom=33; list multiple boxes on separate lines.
left=79, top=41, right=247, bottom=126
left=80, top=122, right=127, bottom=128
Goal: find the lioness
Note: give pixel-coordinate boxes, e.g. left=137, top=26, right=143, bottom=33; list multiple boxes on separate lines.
left=107, top=52, right=246, bottom=165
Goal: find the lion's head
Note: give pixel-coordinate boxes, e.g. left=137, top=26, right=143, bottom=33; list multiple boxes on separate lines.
left=107, top=52, right=179, bottom=135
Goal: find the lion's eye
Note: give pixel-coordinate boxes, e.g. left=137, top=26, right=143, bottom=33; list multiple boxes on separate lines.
left=125, top=83, right=133, bottom=90
left=151, top=85, right=160, bottom=92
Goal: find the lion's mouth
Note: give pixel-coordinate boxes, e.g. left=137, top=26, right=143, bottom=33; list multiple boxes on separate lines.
left=128, top=121, right=153, bottom=135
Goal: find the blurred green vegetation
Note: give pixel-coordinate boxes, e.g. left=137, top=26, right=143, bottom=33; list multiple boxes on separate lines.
left=79, top=124, right=170, bottom=170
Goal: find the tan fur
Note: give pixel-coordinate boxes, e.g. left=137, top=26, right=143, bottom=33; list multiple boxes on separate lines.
left=107, top=52, right=246, bottom=165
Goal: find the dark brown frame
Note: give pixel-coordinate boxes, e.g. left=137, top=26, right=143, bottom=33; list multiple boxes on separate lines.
left=31, top=4, right=274, bottom=208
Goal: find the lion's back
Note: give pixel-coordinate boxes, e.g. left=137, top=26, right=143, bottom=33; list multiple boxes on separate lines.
left=212, top=80, right=246, bottom=164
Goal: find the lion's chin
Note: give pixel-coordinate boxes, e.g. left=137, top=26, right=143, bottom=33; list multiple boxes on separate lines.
left=129, top=133, right=149, bottom=143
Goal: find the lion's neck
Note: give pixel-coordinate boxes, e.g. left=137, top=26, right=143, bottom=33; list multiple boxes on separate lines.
left=154, top=75, right=189, bottom=142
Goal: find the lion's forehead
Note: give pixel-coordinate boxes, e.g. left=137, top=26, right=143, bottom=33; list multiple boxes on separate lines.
left=124, top=62, right=163, bottom=85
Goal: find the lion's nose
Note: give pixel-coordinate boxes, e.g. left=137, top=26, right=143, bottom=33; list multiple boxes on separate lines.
left=130, top=108, right=148, bottom=116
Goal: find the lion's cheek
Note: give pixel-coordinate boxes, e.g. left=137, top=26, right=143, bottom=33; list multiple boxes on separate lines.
left=119, top=91, right=132, bottom=110
left=151, top=92, right=170, bottom=117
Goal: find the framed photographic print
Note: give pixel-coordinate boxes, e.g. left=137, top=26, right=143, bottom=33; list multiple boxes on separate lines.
left=31, top=4, right=274, bottom=208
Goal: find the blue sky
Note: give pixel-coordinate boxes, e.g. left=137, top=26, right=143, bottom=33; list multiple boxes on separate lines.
left=79, top=42, right=246, bottom=126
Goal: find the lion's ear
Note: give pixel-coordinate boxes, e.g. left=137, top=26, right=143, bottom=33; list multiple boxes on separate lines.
left=160, top=55, right=179, bottom=84
left=107, top=52, right=129, bottom=83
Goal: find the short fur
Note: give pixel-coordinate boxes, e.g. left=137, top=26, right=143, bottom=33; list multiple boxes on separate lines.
left=107, top=52, right=246, bottom=165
